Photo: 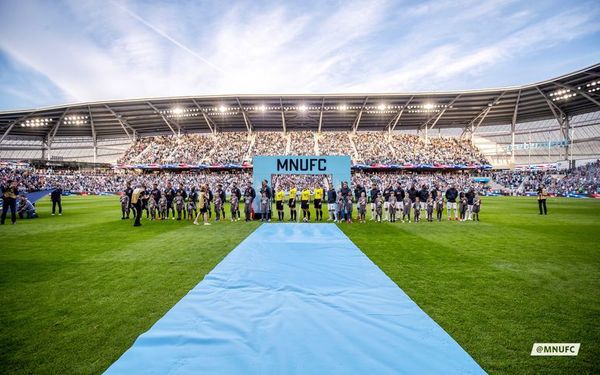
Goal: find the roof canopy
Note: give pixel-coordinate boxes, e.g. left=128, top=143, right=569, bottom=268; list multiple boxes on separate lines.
left=1, top=64, right=599, bottom=141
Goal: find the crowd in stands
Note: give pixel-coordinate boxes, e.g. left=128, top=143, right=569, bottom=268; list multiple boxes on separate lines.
left=288, top=131, right=315, bottom=155
left=353, top=132, right=395, bottom=164
left=317, top=132, right=352, bottom=156
left=117, top=131, right=489, bottom=167
left=253, top=132, right=287, bottom=156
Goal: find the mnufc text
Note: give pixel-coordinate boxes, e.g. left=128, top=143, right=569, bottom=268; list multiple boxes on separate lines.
left=276, top=158, right=327, bottom=172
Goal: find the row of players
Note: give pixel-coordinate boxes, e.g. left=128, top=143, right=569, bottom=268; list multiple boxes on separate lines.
left=121, top=180, right=482, bottom=225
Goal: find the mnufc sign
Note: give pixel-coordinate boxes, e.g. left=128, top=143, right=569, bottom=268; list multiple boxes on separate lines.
left=276, top=158, right=327, bottom=172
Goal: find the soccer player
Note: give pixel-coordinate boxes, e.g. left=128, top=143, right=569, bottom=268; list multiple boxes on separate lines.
left=383, top=184, right=392, bottom=221
left=131, top=184, right=145, bottom=227
left=275, top=186, right=285, bottom=221
left=50, top=186, right=62, bottom=216
left=369, top=182, right=380, bottom=221
left=288, top=186, right=298, bottom=222
left=300, top=186, right=311, bottom=222
left=314, top=183, right=324, bottom=221
left=445, top=184, right=459, bottom=220
left=164, top=182, right=176, bottom=220
left=358, top=191, right=367, bottom=223
left=327, top=185, right=337, bottom=221
left=418, top=184, right=429, bottom=211
left=426, top=194, right=434, bottom=222
left=473, top=193, right=481, bottom=221
left=435, top=191, right=444, bottom=222
left=206, top=186, right=214, bottom=219
left=413, top=197, right=421, bottom=223
left=395, top=182, right=405, bottom=218
left=465, top=188, right=475, bottom=221
left=260, top=180, right=272, bottom=222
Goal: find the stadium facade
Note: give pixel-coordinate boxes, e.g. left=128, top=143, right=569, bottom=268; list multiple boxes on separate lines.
left=1, top=64, right=599, bottom=168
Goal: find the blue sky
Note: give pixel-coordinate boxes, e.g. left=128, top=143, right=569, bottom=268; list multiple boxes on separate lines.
left=0, top=0, right=599, bottom=111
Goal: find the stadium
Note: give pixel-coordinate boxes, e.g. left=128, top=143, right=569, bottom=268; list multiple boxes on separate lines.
left=1, top=1, right=599, bottom=374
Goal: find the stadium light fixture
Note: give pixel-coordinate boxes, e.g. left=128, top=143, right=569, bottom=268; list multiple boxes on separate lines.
left=172, top=107, right=184, bottom=115
left=298, top=104, right=308, bottom=112
left=258, top=105, right=266, bottom=112
left=377, top=103, right=386, bottom=111
left=219, top=105, right=226, bottom=113
left=338, top=104, right=348, bottom=111
left=423, top=103, right=435, bottom=110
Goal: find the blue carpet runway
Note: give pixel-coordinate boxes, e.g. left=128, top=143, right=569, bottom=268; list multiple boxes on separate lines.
left=105, top=224, right=484, bottom=374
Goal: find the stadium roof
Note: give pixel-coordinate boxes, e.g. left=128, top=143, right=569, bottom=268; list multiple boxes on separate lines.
left=1, top=63, right=599, bottom=142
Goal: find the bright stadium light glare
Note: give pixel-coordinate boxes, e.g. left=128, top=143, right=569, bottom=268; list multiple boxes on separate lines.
left=219, top=105, right=226, bottom=113
left=299, top=104, right=307, bottom=112
left=423, top=103, right=435, bottom=110
left=172, top=107, right=184, bottom=115
left=258, top=105, right=266, bottom=112
left=377, top=103, right=386, bottom=111
left=338, top=104, right=348, bottom=111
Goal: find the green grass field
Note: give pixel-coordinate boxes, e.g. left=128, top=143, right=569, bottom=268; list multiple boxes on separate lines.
left=1, top=195, right=598, bottom=374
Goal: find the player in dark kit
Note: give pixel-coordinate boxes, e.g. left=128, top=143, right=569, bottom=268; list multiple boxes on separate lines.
left=369, top=182, right=380, bottom=221
left=176, top=183, right=188, bottom=219
left=218, top=184, right=226, bottom=219
left=164, top=182, right=176, bottom=220
left=327, top=186, right=337, bottom=221
left=445, top=185, right=459, bottom=220
left=243, top=182, right=256, bottom=222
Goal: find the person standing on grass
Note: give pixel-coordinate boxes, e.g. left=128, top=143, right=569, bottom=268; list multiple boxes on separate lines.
left=369, top=182, right=380, bottom=221
left=327, top=185, right=337, bottom=221
left=537, top=184, right=548, bottom=215
left=300, top=186, right=311, bottom=222
left=445, top=184, right=459, bottom=220
left=260, top=180, right=272, bottom=222
left=124, top=181, right=134, bottom=219
left=218, top=184, right=226, bottom=219
left=193, top=185, right=211, bottom=226
left=1, top=179, right=18, bottom=225
left=358, top=191, right=367, bottom=223
left=435, top=191, right=444, bottom=222
left=473, top=194, right=481, bottom=221
left=131, top=184, right=145, bottom=227
left=314, top=183, right=324, bottom=221
left=243, top=181, right=255, bottom=222
left=466, top=188, right=475, bottom=221
left=275, top=186, right=285, bottom=221
left=164, top=182, right=176, bottom=220
left=50, top=185, right=62, bottom=216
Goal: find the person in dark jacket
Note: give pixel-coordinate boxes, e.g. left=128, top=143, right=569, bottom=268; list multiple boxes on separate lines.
left=50, top=186, right=63, bottom=216
left=124, top=182, right=134, bottom=219
left=407, top=185, right=418, bottom=202
left=445, top=185, right=459, bottom=220
left=260, top=179, right=272, bottom=221
left=465, top=188, right=475, bottom=220
left=369, top=182, right=380, bottom=221
left=218, top=184, right=226, bottom=219
left=418, top=185, right=429, bottom=210
left=1, top=179, right=18, bottom=225
left=327, top=186, right=337, bottom=221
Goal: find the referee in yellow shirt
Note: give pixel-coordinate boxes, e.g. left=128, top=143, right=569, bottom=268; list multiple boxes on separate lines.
left=300, top=187, right=311, bottom=222
left=313, top=184, right=324, bottom=221
left=275, top=187, right=285, bottom=221
left=288, top=186, right=298, bottom=222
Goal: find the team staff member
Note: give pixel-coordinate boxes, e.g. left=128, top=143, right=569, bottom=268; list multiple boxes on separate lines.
left=288, top=186, right=298, bottom=222
left=314, top=184, right=324, bottom=221
left=1, top=179, right=18, bottom=225
left=131, top=184, right=145, bottom=227
left=537, top=184, right=548, bottom=215
left=51, top=186, right=63, bottom=216
left=300, top=186, right=311, bottom=222
left=275, top=186, right=285, bottom=221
